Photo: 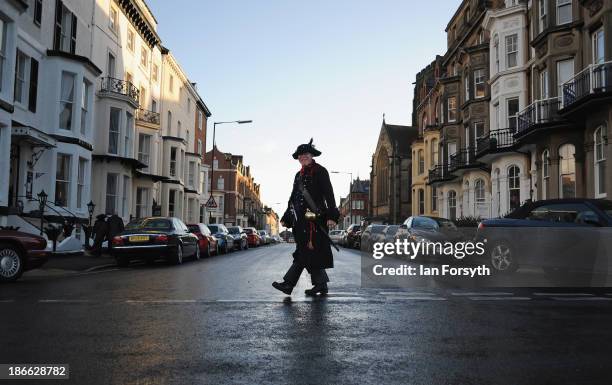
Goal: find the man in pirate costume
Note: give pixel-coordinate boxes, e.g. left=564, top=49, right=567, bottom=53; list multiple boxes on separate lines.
left=273, top=139, right=340, bottom=296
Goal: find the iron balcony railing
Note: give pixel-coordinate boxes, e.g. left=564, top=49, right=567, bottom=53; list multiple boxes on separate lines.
left=136, top=108, right=160, bottom=125
left=99, top=77, right=139, bottom=105
left=449, top=147, right=480, bottom=171
left=476, top=128, right=516, bottom=156
left=516, top=97, right=562, bottom=136
left=428, top=164, right=451, bottom=183
left=562, top=61, right=612, bottom=108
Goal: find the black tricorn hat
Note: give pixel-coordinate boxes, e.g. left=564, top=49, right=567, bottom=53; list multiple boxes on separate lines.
left=292, top=138, right=322, bottom=159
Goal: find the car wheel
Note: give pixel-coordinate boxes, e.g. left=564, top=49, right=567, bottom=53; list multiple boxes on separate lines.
left=0, top=243, right=25, bottom=282
left=194, top=244, right=201, bottom=260
left=172, top=244, right=183, bottom=265
left=489, top=241, right=517, bottom=273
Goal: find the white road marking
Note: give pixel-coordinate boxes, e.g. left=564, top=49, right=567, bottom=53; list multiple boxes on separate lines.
left=551, top=297, right=612, bottom=301
left=468, top=297, right=531, bottom=301
left=533, top=292, right=594, bottom=296
left=385, top=296, right=447, bottom=301
left=0, top=299, right=15, bottom=303
left=125, top=299, right=197, bottom=304
left=38, top=299, right=92, bottom=303
left=451, top=292, right=513, bottom=296
left=379, top=291, right=437, bottom=296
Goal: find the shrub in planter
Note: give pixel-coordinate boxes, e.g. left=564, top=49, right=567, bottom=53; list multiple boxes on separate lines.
left=62, top=219, right=76, bottom=238
left=44, top=225, right=62, bottom=252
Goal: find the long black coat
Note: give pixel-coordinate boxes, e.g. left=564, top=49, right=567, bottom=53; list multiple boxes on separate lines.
left=281, top=161, right=339, bottom=271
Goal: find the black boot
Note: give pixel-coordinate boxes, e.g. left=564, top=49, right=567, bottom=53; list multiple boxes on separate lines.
left=272, top=281, right=294, bottom=295
left=305, top=283, right=328, bottom=296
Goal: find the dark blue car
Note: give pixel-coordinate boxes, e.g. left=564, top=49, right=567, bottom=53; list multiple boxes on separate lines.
left=207, top=224, right=234, bottom=254
left=475, top=199, right=612, bottom=275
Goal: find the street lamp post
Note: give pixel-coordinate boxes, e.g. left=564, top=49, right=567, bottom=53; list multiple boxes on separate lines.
left=331, top=171, right=353, bottom=229
left=208, top=120, right=252, bottom=224
left=37, top=190, right=48, bottom=236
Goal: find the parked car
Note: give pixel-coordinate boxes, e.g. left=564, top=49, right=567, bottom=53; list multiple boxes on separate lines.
left=0, top=229, right=49, bottom=282
left=329, top=230, right=345, bottom=245
left=394, top=216, right=464, bottom=259
left=244, top=227, right=261, bottom=247
left=384, top=225, right=400, bottom=243
left=207, top=224, right=235, bottom=254
left=346, top=224, right=362, bottom=249
left=110, top=217, right=199, bottom=266
left=476, top=199, right=612, bottom=274
left=228, top=226, right=249, bottom=250
left=360, top=224, right=388, bottom=252
left=187, top=223, right=219, bottom=257
left=258, top=230, right=272, bottom=245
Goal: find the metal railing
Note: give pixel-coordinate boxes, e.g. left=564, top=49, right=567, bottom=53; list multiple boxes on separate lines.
left=516, top=97, right=562, bottom=135
left=99, top=77, right=139, bottom=105
left=136, top=108, right=160, bottom=125
left=476, top=128, right=516, bottom=156
left=428, top=164, right=450, bottom=183
left=562, top=61, right=612, bottom=107
left=449, top=147, right=479, bottom=170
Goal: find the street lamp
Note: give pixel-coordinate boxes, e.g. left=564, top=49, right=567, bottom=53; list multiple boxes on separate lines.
left=37, top=190, right=48, bottom=236
left=331, top=171, right=353, bottom=229
left=208, top=120, right=252, bottom=224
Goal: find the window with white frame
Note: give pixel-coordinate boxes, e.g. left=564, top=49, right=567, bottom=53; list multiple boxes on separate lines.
left=122, top=175, right=129, bottom=217
left=80, top=80, right=90, bottom=135
left=494, top=34, right=500, bottom=72
left=540, top=69, right=549, bottom=98
left=152, top=63, right=159, bottom=82
left=505, top=34, right=518, bottom=68
left=539, top=0, right=547, bottom=32
left=55, top=154, right=71, bottom=207
left=418, top=150, right=424, bottom=174
left=109, top=5, right=118, bottom=32
left=542, top=149, right=550, bottom=199
left=217, top=176, right=224, bottom=190
left=595, top=126, right=606, bottom=197
left=77, top=158, right=86, bottom=209
left=138, top=134, right=151, bottom=170
left=167, top=111, right=172, bottom=135
left=556, top=59, right=574, bottom=97
left=168, top=189, right=176, bottom=217
left=59, top=72, right=75, bottom=130
left=508, top=165, right=521, bottom=211
left=127, top=30, right=135, bottom=52
left=475, top=178, right=486, bottom=208
left=136, top=187, right=149, bottom=218
left=418, top=189, right=425, bottom=215
left=198, top=139, right=203, bottom=155
left=169, top=75, right=174, bottom=93
left=592, top=28, right=604, bottom=65
left=559, top=143, right=576, bottom=198
left=474, top=122, right=485, bottom=142
left=474, top=69, right=486, bottom=98
left=107, top=52, right=115, bottom=77
left=14, top=50, right=27, bottom=104
left=170, top=147, right=177, bottom=177
left=124, top=112, right=133, bottom=157
left=55, top=2, right=76, bottom=53
left=464, top=74, right=470, bottom=101
left=140, top=46, right=148, bottom=68
left=188, top=161, right=195, bottom=187
left=198, top=111, right=203, bottom=130
left=507, top=97, right=519, bottom=130
left=556, top=0, right=572, bottom=25
left=431, top=139, right=438, bottom=167
left=447, top=96, right=457, bottom=122
left=106, top=173, right=118, bottom=215
left=431, top=186, right=437, bottom=211
left=108, top=107, right=121, bottom=154
left=448, top=190, right=457, bottom=220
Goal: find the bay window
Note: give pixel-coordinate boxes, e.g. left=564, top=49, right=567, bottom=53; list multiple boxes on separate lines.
left=447, top=96, right=457, bottom=122
left=556, top=0, right=572, bottom=25
left=138, top=134, right=151, bottom=170
left=559, top=144, right=576, bottom=198
left=77, top=158, right=86, bottom=209
left=55, top=154, right=71, bottom=207
left=108, top=107, right=121, bottom=154
left=474, top=69, right=486, bottom=98
left=505, top=34, right=518, bottom=68
left=105, top=173, right=118, bottom=215
left=595, top=127, right=606, bottom=197
left=59, top=72, right=75, bottom=130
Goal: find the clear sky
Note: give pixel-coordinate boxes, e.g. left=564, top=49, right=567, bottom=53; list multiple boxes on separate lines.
left=146, top=0, right=458, bottom=215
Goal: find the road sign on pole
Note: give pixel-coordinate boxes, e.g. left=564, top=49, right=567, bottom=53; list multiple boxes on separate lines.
left=205, top=196, right=217, bottom=209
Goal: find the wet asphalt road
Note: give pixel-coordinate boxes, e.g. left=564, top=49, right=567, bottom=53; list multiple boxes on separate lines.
left=2, top=243, right=612, bottom=385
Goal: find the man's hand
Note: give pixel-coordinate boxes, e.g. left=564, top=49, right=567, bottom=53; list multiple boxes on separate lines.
left=327, top=220, right=337, bottom=228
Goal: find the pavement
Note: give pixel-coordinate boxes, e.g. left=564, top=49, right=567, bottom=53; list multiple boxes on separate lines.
left=2, top=243, right=612, bottom=384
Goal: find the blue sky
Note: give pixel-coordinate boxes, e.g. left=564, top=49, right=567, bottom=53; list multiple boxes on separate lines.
left=146, top=0, right=458, bottom=213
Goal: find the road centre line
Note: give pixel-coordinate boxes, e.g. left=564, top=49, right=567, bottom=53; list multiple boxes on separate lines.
left=468, top=297, right=531, bottom=301
left=533, top=292, right=594, bottom=296
left=451, top=292, right=514, bottom=296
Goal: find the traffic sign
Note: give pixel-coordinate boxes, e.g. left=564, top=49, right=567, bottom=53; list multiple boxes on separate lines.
left=205, top=196, right=217, bottom=208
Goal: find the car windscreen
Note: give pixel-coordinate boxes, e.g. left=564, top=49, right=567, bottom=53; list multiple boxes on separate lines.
left=228, top=227, right=240, bottom=234
left=372, top=226, right=386, bottom=234
left=244, top=228, right=254, bottom=234
left=385, top=226, right=399, bottom=235
left=126, top=220, right=144, bottom=230
left=413, top=217, right=438, bottom=230
left=433, top=218, right=458, bottom=231
left=208, top=225, right=220, bottom=233
left=140, top=219, right=172, bottom=230
left=187, top=225, right=200, bottom=233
